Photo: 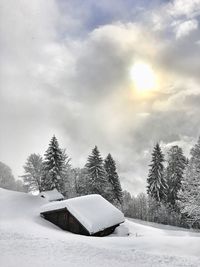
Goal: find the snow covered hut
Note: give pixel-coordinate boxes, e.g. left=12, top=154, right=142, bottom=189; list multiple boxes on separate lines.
left=40, top=189, right=64, bottom=202
left=40, top=194, right=125, bottom=236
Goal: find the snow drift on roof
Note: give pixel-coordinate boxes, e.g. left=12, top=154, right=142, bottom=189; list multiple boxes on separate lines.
left=40, top=189, right=64, bottom=202
left=40, top=194, right=124, bottom=234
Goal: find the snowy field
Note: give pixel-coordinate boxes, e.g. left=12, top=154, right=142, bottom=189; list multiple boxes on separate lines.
left=0, top=188, right=200, bottom=267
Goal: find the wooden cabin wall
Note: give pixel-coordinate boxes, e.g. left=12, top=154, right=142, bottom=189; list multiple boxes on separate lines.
left=92, top=225, right=119, bottom=237
left=42, top=209, right=119, bottom=237
left=42, top=209, right=89, bottom=236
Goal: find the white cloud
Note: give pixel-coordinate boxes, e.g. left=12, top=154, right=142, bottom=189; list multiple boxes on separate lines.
left=1, top=0, right=200, bottom=195
left=168, top=0, right=200, bottom=18
left=161, top=135, right=196, bottom=158
left=174, top=19, right=198, bottom=39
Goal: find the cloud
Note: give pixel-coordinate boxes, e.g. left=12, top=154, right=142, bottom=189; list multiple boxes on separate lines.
left=0, top=0, right=62, bottom=174
left=1, top=0, right=200, bottom=195
left=56, top=0, right=165, bottom=36
left=168, top=0, right=200, bottom=18
left=174, top=19, right=198, bottom=39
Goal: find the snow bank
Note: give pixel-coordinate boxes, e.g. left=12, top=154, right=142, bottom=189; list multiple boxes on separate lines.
left=40, top=194, right=125, bottom=234
left=39, top=189, right=64, bottom=202
left=112, top=224, right=129, bottom=236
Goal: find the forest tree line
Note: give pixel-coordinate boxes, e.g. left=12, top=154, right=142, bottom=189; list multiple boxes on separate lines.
left=0, top=135, right=200, bottom=229
left=123, top=138, right=200, bottom=229
left=21, top=135, right=123, bottom=208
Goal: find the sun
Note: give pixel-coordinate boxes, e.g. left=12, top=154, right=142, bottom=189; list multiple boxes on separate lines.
left=130, top=62, right=157, bottom=92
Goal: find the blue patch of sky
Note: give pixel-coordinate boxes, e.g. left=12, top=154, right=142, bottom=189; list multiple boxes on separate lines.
left=56, top=0, right=169, bottom=39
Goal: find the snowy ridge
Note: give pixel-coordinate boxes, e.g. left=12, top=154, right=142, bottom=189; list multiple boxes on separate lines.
left=40, top=194, right=124, bottom=234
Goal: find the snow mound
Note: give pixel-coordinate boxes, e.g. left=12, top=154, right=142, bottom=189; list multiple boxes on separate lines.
left=39, top=189, right=64, bottom=202
left=112, top=224, right=129, bottom=236
left=40, top=194, right=125, bottom=234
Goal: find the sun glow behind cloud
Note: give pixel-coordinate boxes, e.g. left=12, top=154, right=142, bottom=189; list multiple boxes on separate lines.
left=1, top=0, right=200, bottom=195
left=130, top=62, right=157, bottom=92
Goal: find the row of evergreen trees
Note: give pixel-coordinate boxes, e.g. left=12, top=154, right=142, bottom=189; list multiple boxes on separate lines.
left=147, top=144, right=187, bottom=207
left=179, top=138, right=200, bottom=227
left=85, top=146, right=123, bottom=205
left=21, top=135, right=200, bottom=228
left=22, top=136, right=123, bottom=207
left=147, top=138, right=200, bottom=228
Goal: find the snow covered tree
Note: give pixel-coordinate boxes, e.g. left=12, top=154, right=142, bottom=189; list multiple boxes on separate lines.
left=147, top=196, right=160, bottom=222
left=179, top=137, right=200, bottom=227
left=85, top=146, right=109, bottom=199
left=0, top=161, right=26, bottom=192
left=14, top=179, right=27, bottom=192
left=165, top=146, right=187, bottom=207
left=122, top=190, right=135, bottom=217
left=21, top=153, right=44, bottom=192
left=60, top=149, right=72, bottom=197
left=74, top=167, right=90, bottom=196
left=42, top=136, right=64, bottom=192
left=62, top=167, right=78, bottom=198
left=0, top=161, right=16, bottom=190
left=147, top=143, right=166, bottom=202
left=136, top=193, right=148, bottom=220
left=104, top=153, right=123, bottom=206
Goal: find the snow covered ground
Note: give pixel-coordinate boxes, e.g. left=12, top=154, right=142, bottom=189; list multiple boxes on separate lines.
left=0, top=188, right=200, bottom=267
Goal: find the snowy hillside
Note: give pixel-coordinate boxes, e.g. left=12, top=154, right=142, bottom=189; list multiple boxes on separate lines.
left=0, top=188, right=200, bottom=267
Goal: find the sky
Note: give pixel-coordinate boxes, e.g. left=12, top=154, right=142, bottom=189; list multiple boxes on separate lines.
left=1, top=0, right=200, bottom=195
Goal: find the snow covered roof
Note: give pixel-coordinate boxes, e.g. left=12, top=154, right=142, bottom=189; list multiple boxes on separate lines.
left=40, top=194, right=125, bottom=234
left=40, top=189, right=64, bottom=202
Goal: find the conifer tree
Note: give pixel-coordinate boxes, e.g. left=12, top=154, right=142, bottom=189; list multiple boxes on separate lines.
left=104, top=153, right=123, bottom=205
left=42, top=135, right=64, bottom=192
left=147, top=143, right=166, bottom=202
left=85, top=146, right=108, bottom=199
left=165, top=146, right=186, bottom=206
left=61, top=149, right=71, bottom=197
left=179, top=137, right=200, bottom=226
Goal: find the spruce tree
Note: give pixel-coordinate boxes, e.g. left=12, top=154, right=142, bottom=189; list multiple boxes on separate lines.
left=85, top=146, right=108, bottom=199
left=42, top=135, right=64, bottom=192
left=179, top=137, right=200, bottom=226
left=165, top=146, right=186, bottom=206
left=61, top=149, right=71, bottom=197
left=104, top=153, right=123, bottom=205
left=147, top=143, right=166, bottom=202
